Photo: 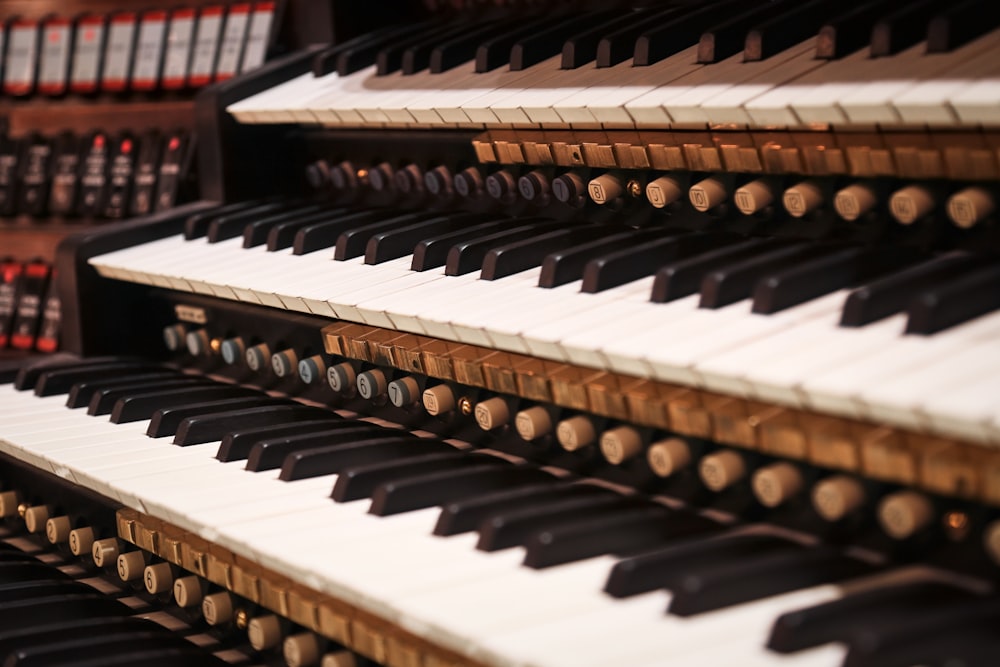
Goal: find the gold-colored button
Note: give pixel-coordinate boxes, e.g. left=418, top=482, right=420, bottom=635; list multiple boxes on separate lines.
left=599, top=426, right=643, bottom=465
left=889, top=185, right=935, bottom=225
left=588, top=173, right=624, bottom=204
left=45, top=515, right=72, bottom=544
left=321, top=651, right=358, bottom=667
left=92, top=538, right=119, bottom=568
left=515, top=407, right=552, bottom=441
left=0, top=490, right=20, bottom=518
left=556, top=416, right=596, bottom=452
left=646, top=176, right=684, bottom=209
left=947, top=187, right=995, bottom=229
left=202, top=592, right=234, bottom=626
left=271, top=349, right=299, bottom=378
left=117, top=551, right=146, bottom=582
left=689, top=177, right=727, bottom=212
left=173, top=575, right=204, bottom=607
left=422, top=384, right=456, bottom=416
left=144, top=562, right=174, bottom=594
left=751, top=462, right=804, bottom=508
left=878, top=490, right=933, bottom=539
left=475, top=397, right=510, bottom=431
left=833, top=184, right=877, bottom=221
left=646, top=438, right=692, bottom=478
left=387, top=376, right=420, bottom=407
left=68, top=526, right=95, bottom=556
left=284, top=633, right=321, bottom=667
left=733, top=179, right=775, bottom=215
left=23, top=505, right=50, bottom=534
left=811, top=475, right=866, bottom=521
left=782, top=181, right=823, bottom=218
left=248, top=614, right=283, bottom=651
left=326, top=362, right=356, bottom=393
left=698, top=450, right=746, bottom=492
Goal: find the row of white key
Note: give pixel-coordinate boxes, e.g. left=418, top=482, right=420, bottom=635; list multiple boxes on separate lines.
left=89, top=229, right=1000, bottom=445
left=227, top=28, right=1000, bottom=129
left=1, top=382, right=962, bottom=667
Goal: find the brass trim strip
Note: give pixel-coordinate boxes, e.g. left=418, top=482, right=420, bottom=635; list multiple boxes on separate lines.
left=474, top=128, right=1000, bottom=181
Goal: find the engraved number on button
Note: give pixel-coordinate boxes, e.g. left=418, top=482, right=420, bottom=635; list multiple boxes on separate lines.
left=145, top=569, right=154, bottom=590
left=117, top=558, right=127, bottom=579
left=357, top=373, right=373, bottom=399
left=785, top=192, right=804, bottom=216
left=589, top=183, right=605, bottom=204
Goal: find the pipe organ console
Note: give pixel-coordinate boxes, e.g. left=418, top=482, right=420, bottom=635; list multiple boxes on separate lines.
left=3, top=0, right=1000, bottom=665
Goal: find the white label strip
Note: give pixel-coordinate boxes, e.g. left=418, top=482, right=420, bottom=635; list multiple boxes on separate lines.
left=70, top=17, right=105, bottom=93
left=102, top=14, right=137, bottom=91
left=132, top=11, right=168, bottom=90
left=38, top=19, right=72, bottom=95
left=4, top=21, right=39, bottom=96
left=239, top=1, right=275, bottom=73
left=215, top=4, right=251, bottom=81
left=162, top=9, right=196, bottom=88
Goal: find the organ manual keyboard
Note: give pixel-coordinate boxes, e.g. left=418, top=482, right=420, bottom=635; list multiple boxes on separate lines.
left=4, top=0, right=1000, bottom=665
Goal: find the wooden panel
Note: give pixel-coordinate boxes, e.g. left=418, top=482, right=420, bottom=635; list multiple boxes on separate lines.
left=1, top=98, right=196, bottom=137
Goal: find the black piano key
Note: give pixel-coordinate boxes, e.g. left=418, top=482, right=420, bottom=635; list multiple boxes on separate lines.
left=870, top=0, right=939, bottom=57
left=651, top=238, right=785, bottom=303
left=477, top=493, right=634, bottom=552
left=369, top=464, right=555, bottom=516
left=333, top=453, right=500, bottom=503
left=205, top=201, right=299, bottom=243
left=606, top=533, right=803, bottom=598
left=245, top=424, right=392, bottom=471
left=843, top=598, right=1000, bottom=667
left=311, top=24, right=406, bottom=76
left=147, top=396, right=290, bottom=438
left=291, top=210, right=383, bottom=255
left=243, top=208, right=334, bottom=249
left=0, top=552, right=42, bottom=564
left=402, top=22, right=493, bottom=75
left=430, top=19, right=522, bottom=73
left=445, top=221, right=562, bottom=276
left=0, top=617, right=162, bottom=657
left=279, top=437, right=457, bottom=481
left=905, top=264, right=1000, bottom=334
left=539, top=228, right=671, bottom=288
left=699, top=0, right=801, bottom=63
left=751, top=246, right=919, bottom=314
left=667, top=548, right=876, bottom=616
left=365, top=213, right=491, bottom=265
left=35, top=362, right=165, bottom=397
left=0, top=581, right=97, bottom=603
left=476, top=16, right=564, bottom=73
left=840, top=252, right=989, bottom=327
left=335, top=213, right=438, bottom=261
left=0, top=595, right=129, bottom=630
left=216, top=418, right=343, bottom=462
left=15, top=356, right=128, bottom=391
left=597, top=7, right=683, bottom=68
left=67, top=371, right=181, bottom=408
left=8, top=633, right=197, bottom=667
left=582, top=231, right=742, bottom=294
left=377, top=22, right=461, bottom=76
left=815, top=0, right=913, bottom=59
left=70, top=647, right=228, bottom=667
left=244, top=208, right=346, bottom=249
left=184, top=201, right=266, bottom=240
left=745, top=0, right=847, bottom=61
left=174, top=405, right=335, bottom=446
left=634, top=3, right=736, bottom=66
left=411, top=220, right=512, bottom=271
left=561, top=11, right=646, bottom=69
left=481, top=225, right=613, bottom=281
left=699, top=244, right=831, bottom=309
left=0, top=563, right=72, bottom=585
left=333, top=22, right=436, bottom=76
left=88, top=377, right=216, bottom=416
left=927, top=0, right=1000, bottom=53
left=768, top=580, right=976, bottom=654
left=109, top=384, right=262, bottom=423
left=433, top=482, right=583, bottom=536
left=273, top=209, right=385, bottom=253
left=510, top=12, right=616, bottom=71
left=524, top=506, right=721, bottom=569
